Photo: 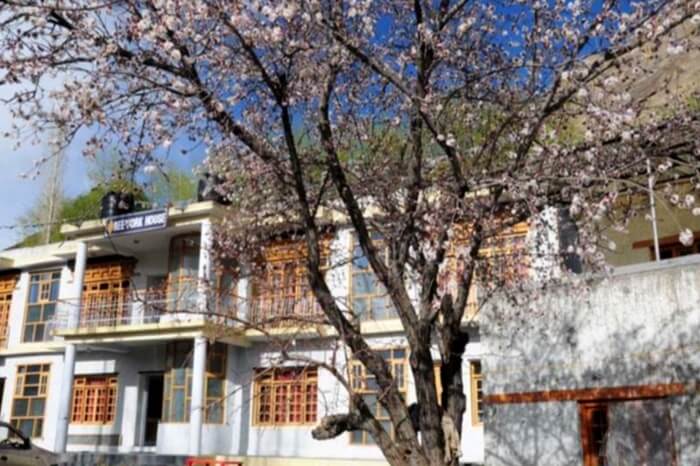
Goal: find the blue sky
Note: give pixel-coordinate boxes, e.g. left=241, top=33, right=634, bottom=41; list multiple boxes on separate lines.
left=0, top=95, right=202, bottom=250
left=0, top=94, right=94, bottom=249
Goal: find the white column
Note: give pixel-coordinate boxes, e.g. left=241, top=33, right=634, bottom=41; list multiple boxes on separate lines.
left=55, top=241, right=87, bottom=453
left=67, top=241, right=87, bottom=329
left=189, top=336, right=207, bottom=455
left=55, top=343, right=76, bottom=453
left=197, top=220, right=212, bottom=315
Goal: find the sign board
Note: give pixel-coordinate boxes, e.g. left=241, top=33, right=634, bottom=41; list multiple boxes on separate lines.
left=104, top=209, right=168, bottom=237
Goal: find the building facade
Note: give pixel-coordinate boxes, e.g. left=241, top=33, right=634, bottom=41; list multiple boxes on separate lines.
left=0, top=201, right=497, bottom=465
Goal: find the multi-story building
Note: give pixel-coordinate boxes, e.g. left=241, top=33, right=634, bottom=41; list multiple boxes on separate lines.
left=0, top=199, right=517, bottom=465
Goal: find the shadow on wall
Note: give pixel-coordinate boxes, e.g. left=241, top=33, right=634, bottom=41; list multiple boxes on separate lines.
left=481, top=262, right=700, bottom=466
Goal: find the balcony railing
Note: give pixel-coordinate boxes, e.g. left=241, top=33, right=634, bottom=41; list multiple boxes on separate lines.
left=247, top=292, right=324, bottom=327
left=50, top=287, right=213, bottom=333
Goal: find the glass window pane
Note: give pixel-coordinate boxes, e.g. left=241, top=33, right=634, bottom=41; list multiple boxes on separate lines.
left=24, top=386, right=38, bottom=397
left=28, top=284, right=39, bottom=304
left=13, top=399, right=28, bottom=416
left=30, top=399, right=45, bottom=416
left=351, top=430, right=364, bottom=444
left=352, top=249, right=369, bottom=270
left=207, top=379, right=223, bottom=398
left=49, top=282, right=60, bottom=301
left=363, top=394, right=378, bottom=412
left=27, top=306, right=42, bottom=322
left=43, top=303, right=55, bottom=320
left=352, top=273, right=374, bottom=295
left=206, top=404, right=222, bottom=423
left=371, top=297, right=390, bottom=319
left=351, top=298, right=368, bottom=319
left=18, top=420, right=33, bottom=438
left=174, top=369, right=187, bottom=385
left=173, top=389, right=185, bottom=421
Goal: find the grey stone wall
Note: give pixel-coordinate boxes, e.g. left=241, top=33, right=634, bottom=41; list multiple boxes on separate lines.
left=481, top=256, right=700, bottom=466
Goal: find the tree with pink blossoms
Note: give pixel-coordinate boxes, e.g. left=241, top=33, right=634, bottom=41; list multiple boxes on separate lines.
left=1, top=1, right=700, bottom=465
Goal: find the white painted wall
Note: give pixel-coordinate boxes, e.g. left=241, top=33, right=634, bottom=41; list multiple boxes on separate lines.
left=0, top=352, right=66, bottom=451
left=225, top=335, right=484, bottom=464
left=67, top=346, right=166, bottom=453
left=481, top=255, right=700, bottom=466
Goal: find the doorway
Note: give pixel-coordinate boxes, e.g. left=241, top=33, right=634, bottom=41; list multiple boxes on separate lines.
left=140, top=373, right=163, bottom=447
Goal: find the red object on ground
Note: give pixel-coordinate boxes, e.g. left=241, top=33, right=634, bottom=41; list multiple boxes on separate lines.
left=185, top=458, right=243, bottom=466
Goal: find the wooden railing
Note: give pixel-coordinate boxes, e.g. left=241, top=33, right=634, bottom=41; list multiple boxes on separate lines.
left=248, top=292, right=323, bottom=326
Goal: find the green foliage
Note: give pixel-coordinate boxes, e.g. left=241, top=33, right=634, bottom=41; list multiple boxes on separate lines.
left=146, top=165, right=197, bottom=206
left=14, top=180, right=149, bottom=248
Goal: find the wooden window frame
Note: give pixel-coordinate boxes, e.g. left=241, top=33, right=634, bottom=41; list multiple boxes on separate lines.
left=70, top=375, right=118, bottom=425
left=23, top=270, right=61, bottom=343
left=212, top=265, right=238, bottom=318
left=349, top=348, right=408, bottom=445
left=167, top=234, right=200, bottom=312
left=0, top=274, right=17, bottom=348
left=653, top=242, right=700, bottom=261
left=433, top=362, right=443, bottom=405
left=81, top=261, right=133, bottom=326
left=448, top=222, right=529, bottom=318
left=250, top=239, right=328, bottom=325
left=634, top=231, right=700, bottom=261
left=348, top=234, right=397, bottom=321
left=11, top=363, right=50, bottom=438
left=162, top=341, right=227, bottom=424
left=252, top=366, right=318, bottom=427
left=470, top=360, right=483, bottom=426
left=579, top=402, right=609, bottom=466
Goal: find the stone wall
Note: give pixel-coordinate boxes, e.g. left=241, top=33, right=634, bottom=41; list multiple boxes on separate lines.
left=481, top=255, right=700, bottom=466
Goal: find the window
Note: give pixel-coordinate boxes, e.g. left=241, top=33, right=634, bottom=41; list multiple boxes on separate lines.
left=71, top=375, right=118, bottom=424
left=448, top=222, right=529, bottom=317
left=580, top=403, right=609, bottom=466
left=11, top=364, right=50, bottom=438
left=162, top=341, right=226, bottom=424
left=0, top=275, right=17, bottom=348
left=81, top=261, right=133, bottom=326
left=24, top=271, right=60, bottom=342
left=252, top=367, right=318, bottom=426
left=212, top=265, right=238, bottom=318
left=167, top=235, right=200, bottom=311
left=249, top=239, right=326, bottom=325
left=656, top=241, right=700, bottom=260
left=349, top=348, right=407, bottom=445
left=349, top=235, right=396, bottom=321
left=634, top=232, right=700, bottom=261
left=470, top=361, right=483, bottom=425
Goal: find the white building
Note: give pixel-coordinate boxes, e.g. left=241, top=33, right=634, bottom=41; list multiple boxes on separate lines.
left=0, top=200, right=493, bottom=465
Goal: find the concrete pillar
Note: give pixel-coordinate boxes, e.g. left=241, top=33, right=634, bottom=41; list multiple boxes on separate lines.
left=189, top=336, right=207, bottom=455
left=197, top=220, right=212, bottom=315
left=67, top=241, right=87, bottom=329
left=55, top=241, right=86, bottom=452
left=55, top=343, right=76, bottom=453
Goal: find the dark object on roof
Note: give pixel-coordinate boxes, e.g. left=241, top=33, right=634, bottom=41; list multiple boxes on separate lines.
left=100, top=191, right=135, bottom=218
left=197, top=173, right=231, bottom=205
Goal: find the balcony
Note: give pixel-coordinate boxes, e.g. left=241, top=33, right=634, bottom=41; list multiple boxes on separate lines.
left=50, top=283, right=238, bottom=338
left=247, top=292, right=324, bottom=327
